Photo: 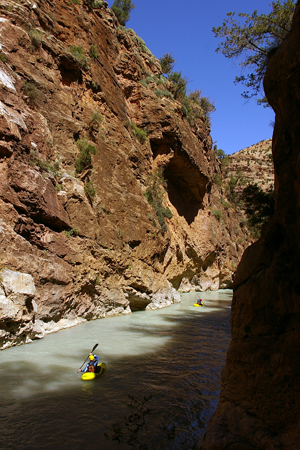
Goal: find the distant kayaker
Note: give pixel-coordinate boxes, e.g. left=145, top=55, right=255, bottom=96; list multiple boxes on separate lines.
left=77, top=353, right=99, bottom=373
left=197, top=299, right=204, bottom=306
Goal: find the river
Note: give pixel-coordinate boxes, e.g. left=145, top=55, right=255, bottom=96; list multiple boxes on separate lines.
left=0, top=290, right=232, bottom=450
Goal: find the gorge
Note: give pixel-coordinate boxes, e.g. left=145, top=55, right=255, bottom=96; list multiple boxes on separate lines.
left=1, top=0, right=299, bottom=448
left=0, top=0, right=251, bottom=349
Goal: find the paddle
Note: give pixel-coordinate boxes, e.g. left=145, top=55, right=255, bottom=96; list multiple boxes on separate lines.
left=77, top=343, right=99, bottom=372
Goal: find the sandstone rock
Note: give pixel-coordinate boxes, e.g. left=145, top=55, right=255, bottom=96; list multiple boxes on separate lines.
left=146, top=286, right=181, bottom=310
left=8, top=161, right=70, bottom=230
left=0, top=269, right=37, bottom=347
left=226, top=139, right=274, bottom=193
left=1, top=268, right=36, bottom=297
left=0, top=286, right=21, bottom=320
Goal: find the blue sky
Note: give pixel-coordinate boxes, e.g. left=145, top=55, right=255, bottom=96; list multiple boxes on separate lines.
left=107, top=0, right=277, bottom=155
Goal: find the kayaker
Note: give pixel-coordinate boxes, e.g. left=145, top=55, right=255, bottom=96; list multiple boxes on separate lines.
left=77, top=353, right=99, bottom=373
left=197, top=299, right=204, bottom=306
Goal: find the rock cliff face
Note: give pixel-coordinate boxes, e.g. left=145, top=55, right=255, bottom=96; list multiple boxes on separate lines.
left=227, top=139, right=274, bottom=193
left=198, top=5, right=300, bottom=450
left=0, top=0, right=248, bottom=349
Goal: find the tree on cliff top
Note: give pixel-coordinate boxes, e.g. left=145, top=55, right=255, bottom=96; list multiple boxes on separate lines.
left=213, top=0, right=297, bottom=105
left=159, top=53, right=176, bottom=75
left=111, top=0, right=135, bottom=26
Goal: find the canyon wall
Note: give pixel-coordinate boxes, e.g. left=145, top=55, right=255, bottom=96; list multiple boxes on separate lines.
left=198, top=5, right=300, bottom=450
left=0, top=0, right=250, bottom=349
left=226, top=139, right=274, bottom=193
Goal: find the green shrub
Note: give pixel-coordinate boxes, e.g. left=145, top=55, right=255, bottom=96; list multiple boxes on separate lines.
left=220, top=155, right=230, bottom=170
left=214, top=146, right=226, bottom=159
left=0, top=53, right=7, bottom=63
left=69, top=45, right=88, bottom=69
left=111, top=0, right=135, bottom=26
left=136, top=36, right=152, bottom=55
left=156, top=75, right=168, bottom=85
left=212, top=209, right=222, bottom=221
left=155, top=89, right=173, bottom=100
left=224, top=176, right=240, bottom=205
left=29, top=29, right=43, bottom=48
left=221, top=198, right=230, bottom=209
left=91, top=111, right=103, bottom=123
left=69, top=0, right=80, bottom=4
left=30, top=151, right=59, bottom=176
left=159, top=53, right=175, bottom=75
left=89, top=111, right=103, bottom=131
left=127, top=122, right=148, bottom=144
left=75, top=139, right=97, bottom=174
left=91, top=0, right=104, bottom=7
left=180, top=96, right=192, bottom=117
left=91, top=81, right=100, bottom=91
left=188, top=89, right=215, bottom=126
left=239, top=218, right=247, bottom=228
left=139, top=75, right=167, bottom=89
left=144, top=169, right=172, bottom=232
left=213, top=173, right=223, bottom=186
left=168, top=71, right=187, bottom=100
left=22, top=81, right=40, bottom=105
left=84, top=181, right=96, bottom=201
left=89, top=44, right=98, bottom=58
left=139, top=79, right=148, bottom=88
left=65, top=227, right=79, bottom=237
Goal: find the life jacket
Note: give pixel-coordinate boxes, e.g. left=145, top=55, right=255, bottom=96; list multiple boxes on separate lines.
left=88, top=364, right=95, bottom=373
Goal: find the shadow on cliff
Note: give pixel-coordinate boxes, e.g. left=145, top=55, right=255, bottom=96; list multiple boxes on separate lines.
left=150, top=138, right=208, bottom=225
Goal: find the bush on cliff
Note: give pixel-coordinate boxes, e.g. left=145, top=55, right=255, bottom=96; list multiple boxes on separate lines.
left=154, top=89, right=174, bottom=100
left=127, top=122, right=148, bottom=144
left=75, top=139, right=97, bottom=174
left=111, top=0, right=135, bottom=26
left=168, top=71, right=188, bottom=100
left=69, top=46, right=89, bottom=70
left=91, top=0, right=104, bottom=7
left=159, top=61, right=215, bottom=126
left=159, top=53, right=176, bottom=75
left=22, top=81, right=40, bottom=106
left=84, top=181, right=96, bottom=202
left=89, top=44, right=98, bottom=58
left=29, top=29, right=43, bottom=49
left=187, top=89, right=215, bottom=126
left=144, top=169, right=173, bottom=232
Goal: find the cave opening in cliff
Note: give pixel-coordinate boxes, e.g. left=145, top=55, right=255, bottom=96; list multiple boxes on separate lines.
left=150, top=137, right=208, bottom=225
left=58, top=56, right=83, bottom=86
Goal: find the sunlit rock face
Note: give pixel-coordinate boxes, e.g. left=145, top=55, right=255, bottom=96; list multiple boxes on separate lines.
left=198, top=5, right=300, bottom=450
left=0, top=1, right=249, bottom=348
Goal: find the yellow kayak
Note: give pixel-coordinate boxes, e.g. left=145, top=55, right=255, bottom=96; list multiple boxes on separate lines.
left=81, top=362, right=106, bottom=380
left=193, top=303, right=202, bottom=307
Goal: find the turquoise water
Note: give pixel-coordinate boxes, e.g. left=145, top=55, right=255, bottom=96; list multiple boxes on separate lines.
left=0, top=290, right=232, bottom=449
